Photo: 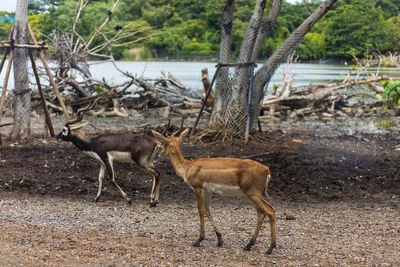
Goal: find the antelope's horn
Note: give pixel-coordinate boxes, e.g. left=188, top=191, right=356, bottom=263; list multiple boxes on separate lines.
left=66, top=96, right=103, bottom=126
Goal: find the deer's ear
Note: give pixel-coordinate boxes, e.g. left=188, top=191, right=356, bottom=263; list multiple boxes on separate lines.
left=151, top=130, right=169, bottom=142
left=69, top=122, right=89, bottom=130
left=178, top=128, right=190, bottom=139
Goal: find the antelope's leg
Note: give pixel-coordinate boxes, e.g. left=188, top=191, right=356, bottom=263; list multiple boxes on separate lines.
left=105, top=158, right=131, bottom=204
left=94, top=163, right=106, bottom=202
left=138, top=156, right=161, bottom=207
left=147, top=165, right=160, bottom=207
left=155, top=170, right=161, bottom=202
left=246, top=194, right=276, bottom=253
left=204, top=190, right=223, bottom=247
left=192, top=187, right=205, bottom=247
left=154, top=167, right=161, bottom=204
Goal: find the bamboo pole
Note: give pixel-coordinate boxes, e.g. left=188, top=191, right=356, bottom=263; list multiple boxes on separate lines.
left=28, top=49, right=55, bottom=137
left=0, top=49, right=14, bottom=125
left=26, top=23, right=70, bottom=119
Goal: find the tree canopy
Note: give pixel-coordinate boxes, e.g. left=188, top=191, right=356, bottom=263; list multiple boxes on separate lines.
left=0, top=0, right=399, bottom=60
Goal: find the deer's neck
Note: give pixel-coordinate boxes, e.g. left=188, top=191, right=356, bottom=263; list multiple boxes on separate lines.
left=71, top=132, right=93, bottom=151
left=168, top=146, right=190, bottom=178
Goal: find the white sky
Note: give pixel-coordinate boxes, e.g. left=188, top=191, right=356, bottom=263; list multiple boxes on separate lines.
left=0, top=0, right=300, bottom=13
left=1, top=0, right=17, bottom=13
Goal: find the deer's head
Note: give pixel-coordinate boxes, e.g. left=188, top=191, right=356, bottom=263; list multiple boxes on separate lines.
left=151, top=128, right=189, bottom=156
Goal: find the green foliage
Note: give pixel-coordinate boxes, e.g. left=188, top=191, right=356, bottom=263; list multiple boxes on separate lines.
left=1, top=0, right=400, bottom=61
left=0, top=20, right=13, bottom=42
left=297, top=31, right=326, bottom=59
left=28, top=13, right=45, bottom=39
left=314, top=0, right=396, bottom=59
left=93, top=85, right=107, bottom=95
left=380, top=80, right=400, bottom=108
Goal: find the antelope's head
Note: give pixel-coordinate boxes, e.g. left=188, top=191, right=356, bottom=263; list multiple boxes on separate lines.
left=57, top=122, right=89, bottom=141
left=57, top=97, right=101, bottom=141
left=151, top=128, right=189, bottom=156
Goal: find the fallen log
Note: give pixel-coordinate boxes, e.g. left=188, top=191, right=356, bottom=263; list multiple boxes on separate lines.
left=262, top=75, right=389, bottom=108
left=201, top=68, right=214, bottom=107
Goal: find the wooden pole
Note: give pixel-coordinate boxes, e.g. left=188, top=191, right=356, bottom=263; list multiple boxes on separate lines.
left=0, top=24, right=15, bottom=75
left=245, top=63, right=256, bottom=144
left=26, top=23, right=70, bottom=119
left=191, top=63, right=221, bottom=136
left=0, top=43, right=48, bottom=49
left=0, top=49, right=14, bottom=125
left=28, top=49, right=55, bottom=137
left=0, top=48, right=9, bottom=75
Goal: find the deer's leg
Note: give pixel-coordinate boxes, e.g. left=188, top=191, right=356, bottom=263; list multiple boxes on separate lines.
left=204, top=190, right=223, bottom=247
left=245, top=193, right=276, bottom=254
left=104, top=157, right=131, bottom=204
left=264, top=198, right=277, bottom=254
left=137, top=157, right=161, bottom=207
left=244, top=206, right=265, bottom=251
left=94, top=162, right=106, bottom=202
left=192, top=187, right=205, bottom=247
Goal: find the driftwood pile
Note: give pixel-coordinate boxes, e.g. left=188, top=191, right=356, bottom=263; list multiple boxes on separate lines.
left=260, top=74, right=397, bottom=121
left=4, top=69, right=203, bottom=120
left=2, top=63, right=397, bottom=127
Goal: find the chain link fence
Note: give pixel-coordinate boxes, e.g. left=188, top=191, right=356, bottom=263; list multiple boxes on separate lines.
left=11, top=44, right=32, bottom=138
left=206, top=62, right=256, bottom=139
left=0, top=20, right=32, bottom=139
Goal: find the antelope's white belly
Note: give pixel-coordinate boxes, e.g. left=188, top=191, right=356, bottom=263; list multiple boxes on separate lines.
left=83, top=151, right=102, bottom=161
left=107, top=151, right=133, bottom=162
left=83, top=151, right=133, bottom=163
left=204, top=183, right=244, bottom=197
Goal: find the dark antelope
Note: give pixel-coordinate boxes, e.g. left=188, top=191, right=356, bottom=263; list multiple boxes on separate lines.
left=57, top=99, right=161, bottom=206
left=152, top=128, right=276, bottom=254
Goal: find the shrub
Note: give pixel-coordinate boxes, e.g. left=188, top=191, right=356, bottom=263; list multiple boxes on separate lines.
left=380, top=80, right=400, bottom=108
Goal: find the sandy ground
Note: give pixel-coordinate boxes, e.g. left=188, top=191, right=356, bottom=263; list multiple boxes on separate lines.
left=0, top=115, right=399, bottom=266
left=0, top=192, right=399, bottom=266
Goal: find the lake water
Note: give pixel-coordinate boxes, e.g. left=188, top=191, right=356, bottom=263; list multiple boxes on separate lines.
left=89, top=61, right=400, bottom=92
left=2, top=60, right=400, bottom=92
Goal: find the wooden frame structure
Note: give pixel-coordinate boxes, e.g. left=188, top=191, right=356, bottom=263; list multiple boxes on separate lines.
left=0, top=23, right=69, bottom=138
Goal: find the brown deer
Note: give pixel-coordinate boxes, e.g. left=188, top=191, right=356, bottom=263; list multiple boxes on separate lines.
left=152, top=128, right=277, bottom=254
left=57, top=98, right=162, bottom=206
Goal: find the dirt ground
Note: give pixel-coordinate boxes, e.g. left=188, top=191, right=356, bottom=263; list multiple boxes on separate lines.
left=0, top=116, right=399, bottom=266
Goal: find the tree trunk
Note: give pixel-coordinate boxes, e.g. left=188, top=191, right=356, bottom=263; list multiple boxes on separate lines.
left=209, top=0, right=266, bottom=133
left=251, top=0, right=282, bottom=62
left=209, top=0, right=235, bottom=126
left=209, top=0, right=338, bottom=135
left=11, top=0, right=30, bottom=140
left=249, top=0, right=338, bottom=131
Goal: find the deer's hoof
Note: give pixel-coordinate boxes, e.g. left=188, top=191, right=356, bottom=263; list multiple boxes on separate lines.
left=266, top=243, right=276, bottom=254
left=216, top=233, right=223, bottom=247
left=192, top=240, right=202, bottom=247
left=150, top=202, right=157, bottom=208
